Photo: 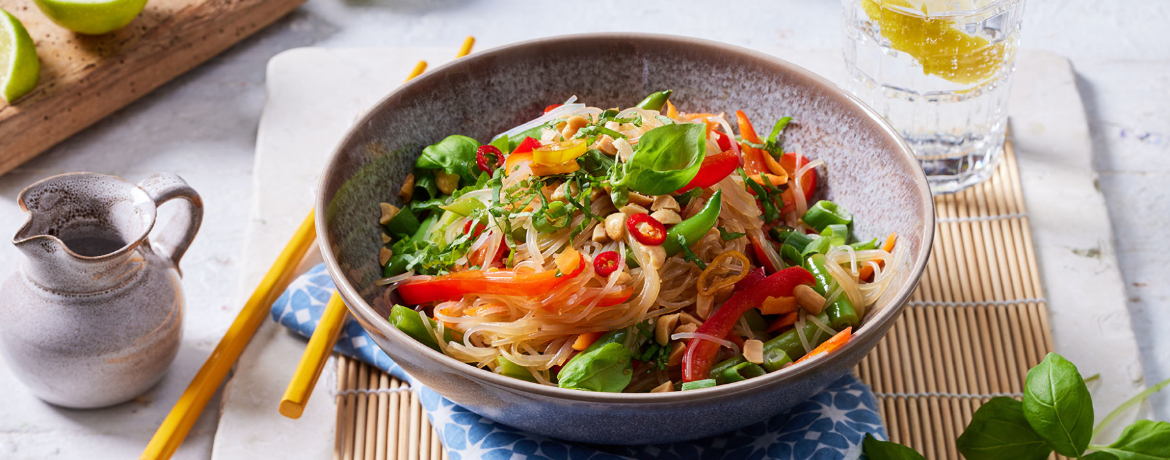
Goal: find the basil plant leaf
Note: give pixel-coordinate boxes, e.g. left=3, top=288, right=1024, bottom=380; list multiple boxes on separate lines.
left=863, top=434, right=925, bottom=460
left=416, top=134, right=481, bottom=185
left=556, top=342, right=633, bottom=392
left=1094, top=420, right=1170, bottom=459
left=615, top=123, right=706, bottom=195
left=1083, top=453, right=1120, bottom=460
left=1022, top=353, right=1095, bottom=457
left=956, top=397, right=1052, bottom=460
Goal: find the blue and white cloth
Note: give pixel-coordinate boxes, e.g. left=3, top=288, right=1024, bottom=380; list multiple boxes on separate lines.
left=272, top=264, right=887, bottom=460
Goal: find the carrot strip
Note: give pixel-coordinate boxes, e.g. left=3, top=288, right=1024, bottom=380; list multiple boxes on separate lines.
left=762, top=149, right=788, bottom=177
left=766, top=311, right=799, bottom=333
left=795, top=327, right=852, bottom=364
left=859, top=232, right=897, bottom=281
left=572, top=331, right=603, bottom=351
left=759, top=296, right=798, bottom=315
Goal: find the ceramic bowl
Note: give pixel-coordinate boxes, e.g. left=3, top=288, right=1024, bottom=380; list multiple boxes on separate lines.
left=316, top=33, right=934, bottom=445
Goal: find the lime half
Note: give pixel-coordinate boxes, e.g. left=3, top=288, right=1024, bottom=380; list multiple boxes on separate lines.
left=0, top=9, right=39, bottom=104
left=32, top=0, right=148, bottom=35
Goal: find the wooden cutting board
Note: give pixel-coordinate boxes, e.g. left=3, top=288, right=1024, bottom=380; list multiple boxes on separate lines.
left=0, top=0, right=306, bottom=175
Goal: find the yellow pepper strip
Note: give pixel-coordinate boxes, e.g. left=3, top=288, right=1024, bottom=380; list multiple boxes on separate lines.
left=530, top=161, right=580, bottom=176
left=749, top=172, right=788, bottom=188
left=532, top=139, right=587, bottom=166
left=666, top=100, right=679, bottom=119
left=696, top=250, right=751, bottom=296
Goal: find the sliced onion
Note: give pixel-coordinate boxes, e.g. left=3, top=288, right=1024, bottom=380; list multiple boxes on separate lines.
left=493, top=98, right=585, bottom=142
left=672, top=332, right=741, bottom=356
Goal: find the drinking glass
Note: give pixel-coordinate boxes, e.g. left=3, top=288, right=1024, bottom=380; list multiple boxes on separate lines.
left=843, top=0, right=1026, bottom=194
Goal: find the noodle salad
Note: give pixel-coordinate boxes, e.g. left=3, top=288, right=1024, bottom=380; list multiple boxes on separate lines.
left=376, top=91, right=901, bottom=393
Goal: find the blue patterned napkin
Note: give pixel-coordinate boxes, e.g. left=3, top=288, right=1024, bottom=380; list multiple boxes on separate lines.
left=272, top=264, right=887, bottom=460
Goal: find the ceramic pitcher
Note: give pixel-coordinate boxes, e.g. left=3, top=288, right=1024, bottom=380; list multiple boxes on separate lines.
left=0, top=172, right=202, bottom=408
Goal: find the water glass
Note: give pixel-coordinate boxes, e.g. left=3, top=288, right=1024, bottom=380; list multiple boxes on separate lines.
left=843, top=0, right=1026, bottom=194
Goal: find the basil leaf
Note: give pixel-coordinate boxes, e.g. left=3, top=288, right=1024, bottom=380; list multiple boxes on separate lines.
left=956, top=397, right=1052, bottom=460
left=556, top=342, right=633, bottom=392
left=416, top=135, right=481, bottom=184
left=1022, top=353, right=1095, bottom=457
left=576, top=148, right=614, bottom=177
left=763, top=116, right=792, bottom=155
left=615, top=123, right=706, bottom=195
left=718, top=226, right=746, bottom=241
left=863, top=434, right=925, bottom=460
left=1084, top=453, right=1120, bottom=460
left=1094, top=420, right=1170, bottom=459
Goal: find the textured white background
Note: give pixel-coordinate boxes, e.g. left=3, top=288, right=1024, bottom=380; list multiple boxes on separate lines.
left=0, top=1, right=1166, bottom=458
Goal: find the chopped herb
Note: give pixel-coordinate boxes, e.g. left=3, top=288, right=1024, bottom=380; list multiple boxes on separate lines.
left=718, top=227, right=747, bottom=241
left=677, top=235, right=708, bottom=270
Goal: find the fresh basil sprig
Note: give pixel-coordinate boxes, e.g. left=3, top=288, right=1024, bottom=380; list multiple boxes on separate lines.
left=1023, top=353, right=1095, bottom=456
left=863, top=434, right=924, bottom=460
left=864, top=352, right=1170, bottom=460
left=416, top=134, right=481, bottom=185
left=955, top=397, right=1052, bottom=460
left=609, top=123, right=706, bottom=196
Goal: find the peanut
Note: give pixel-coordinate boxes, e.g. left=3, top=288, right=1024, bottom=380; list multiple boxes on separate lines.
left=379, top=203, right=400, bottom=225
left=398, top=173, right=415, bottom=203
left=655, top=314, right=680, bottom=346
left=650, top=209, right=682, bottom=225
left=604, top=213, right=626, bottom=241
left=561, top=115, right=588, bottom=139
left=435, top=170, right=459, bottom=195
left=794, top=284, right=826, bottom=315
left=651, top=195, right=680, bottom=212
left=651, top=380, right=674, bottom=393
left=668, top=342, right=687, bottom=366
left=743, top=339, right=764, bottom=364
left=592, top=224, right=609, bottom=243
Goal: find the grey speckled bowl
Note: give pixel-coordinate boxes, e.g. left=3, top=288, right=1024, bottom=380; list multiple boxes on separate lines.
left=317, top=33, right=934, bottom=445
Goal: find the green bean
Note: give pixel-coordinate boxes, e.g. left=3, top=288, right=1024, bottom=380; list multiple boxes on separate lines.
left=496, top=356, right=538, bottom=383
left=770, top=226, right=815, bottom=252
left=634, top=90, right=673, bottom=111
left=801, top=200, right=853, bottom=232
left=804, top=254, right=860, bottom=329
left=717, top=362, right=767, bottom=384
left=681, top=379, right=716, bottom=391
left=389, top=305, right=445, bottom=351
left=662, top=190, right=722, bottom=257
left=850, top=237, right=879, bottom=251
left=762, top=312, right=833, bottom=369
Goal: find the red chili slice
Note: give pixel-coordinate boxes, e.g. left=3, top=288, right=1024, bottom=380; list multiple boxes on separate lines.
left=593, top=251, right=621, bottom=277
left=543, top=104, right=562, bottom=114
left=476, top=145, right=504, bottom=176
left=512, top=136, right=542, bottom=154
left=626, top=214, right=666, bottom=246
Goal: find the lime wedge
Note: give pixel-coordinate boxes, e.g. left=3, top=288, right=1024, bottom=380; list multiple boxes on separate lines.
left=862, top=0, right=1006, bottom=85
left=32, top=0, right=147, bottom=35
left=0, top=9, right=39, bottom=104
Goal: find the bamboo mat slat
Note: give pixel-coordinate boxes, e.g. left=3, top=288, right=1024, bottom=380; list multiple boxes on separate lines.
left=332, top=140, right=1054, bottom=459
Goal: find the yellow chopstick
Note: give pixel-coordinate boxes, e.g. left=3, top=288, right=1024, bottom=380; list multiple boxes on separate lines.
left=278, top=292, right=349, bottom=418
left=457, top=36, right=475, bottom=58
left=276, top=37, right=477, bottom=420
left=141, top=211, right=317, bottom=460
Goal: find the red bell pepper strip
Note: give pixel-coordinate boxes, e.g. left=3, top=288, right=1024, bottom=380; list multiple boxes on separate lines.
left=513, top=136, right=542, bottom=154
left=778, top=152, right=817, bottom=213
left=711, top=129, right=733, bottom=152
left=398, top=254, right=585, bottom=304
left=748, top=234, right=779, bottom=274
left=543, top=104, right=562, bottom=114
left=735, top=110, right=762, bottom=144
left=681, top=266, right=815, bottom=382
left=675, top=149, right=739, bottom=192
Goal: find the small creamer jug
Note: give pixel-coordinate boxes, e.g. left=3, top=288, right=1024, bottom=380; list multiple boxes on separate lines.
left=0, top=172, right=202, bottom=408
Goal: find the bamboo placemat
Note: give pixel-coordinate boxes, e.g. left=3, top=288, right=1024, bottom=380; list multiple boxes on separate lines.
left=332, top=140, right=1054, bottom=460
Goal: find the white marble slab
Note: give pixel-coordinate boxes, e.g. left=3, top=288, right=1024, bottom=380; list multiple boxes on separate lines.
left=211, top=46, right=1148, bottom=458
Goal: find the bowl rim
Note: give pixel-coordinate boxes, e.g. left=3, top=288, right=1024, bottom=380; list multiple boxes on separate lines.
left=316, top=32, right=935, bottom=404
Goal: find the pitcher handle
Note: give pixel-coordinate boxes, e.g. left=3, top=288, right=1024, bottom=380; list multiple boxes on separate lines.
left=138, top=173, right=204, bottom=274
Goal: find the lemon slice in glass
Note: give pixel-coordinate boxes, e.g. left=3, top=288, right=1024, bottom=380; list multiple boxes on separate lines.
left=33, top=0, right=148, bottom=35
left=0, top=8, right=39, bottom=104
left=862, top=0, right=1005, bottom=85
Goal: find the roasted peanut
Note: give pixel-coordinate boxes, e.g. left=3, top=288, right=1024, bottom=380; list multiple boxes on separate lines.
left=604, top=213, right=626, bottom=240
left=381, top=233, right=392, bottom=244
left=398, top=173, right=415, bottom=203
left=655, top=314, right=680, bottom=346
left=619, top=203, right=648, bottom=215
left=379, top=203, right=400, bottom=225
left=651, top=195, right=680, bottom=212
left=614, top=138, right=634, bottom=161
left=650, top=380, right=674, bottom=393
left=379, top=247, right=393, bottom=265
left=794, top=284, right=826, bottom=315
left=650, top=209, right=682, bottom=225
left=435, top=170, right=459, bottom=195
left=592, top=225, right=609, bottom=243
left=668, top=342, right=687, bottom=366
left=596, top=136, right=616, bottom=156
left=695, top=294, right=714, bottom=319
left=628, top=192, right=653, bottom=207
left=743, top=339, right=764, bottom=364
left=561, top=115, right=588, bottom=139
left=674, top=323, right=698, bottom=336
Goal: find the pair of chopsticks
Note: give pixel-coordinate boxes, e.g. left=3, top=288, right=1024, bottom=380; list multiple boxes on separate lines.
left=139, top=36, right=476, bottom=460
